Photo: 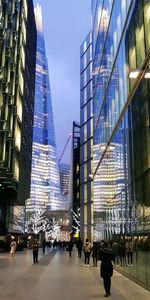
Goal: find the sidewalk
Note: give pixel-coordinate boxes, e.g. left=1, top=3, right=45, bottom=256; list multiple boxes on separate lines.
left=0, top=248, right=149, bottom=300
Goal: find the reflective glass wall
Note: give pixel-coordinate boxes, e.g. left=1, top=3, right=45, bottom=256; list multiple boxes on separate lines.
left=80, top=33, right=93, bottom=241
left=92, top=0, right=150, bottom=290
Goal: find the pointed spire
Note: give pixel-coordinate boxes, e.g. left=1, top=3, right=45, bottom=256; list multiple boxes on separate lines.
left=34, top=3, right=43, bottom=33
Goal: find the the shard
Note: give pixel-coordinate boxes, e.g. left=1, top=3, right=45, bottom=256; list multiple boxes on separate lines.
left=27, top=4, right=62, bottom=212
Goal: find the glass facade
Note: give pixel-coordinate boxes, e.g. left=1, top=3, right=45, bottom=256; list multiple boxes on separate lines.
left=0, top=0, right=36, bottom=234
left=92, top=0, right=150, bottom=290
left=80, top=32, right=93, bottom=241
left=27, top=4, right=62, bottom=212
left=70, top=121, right=80, bottom=234
left=59, top=163, right=70, bottom=211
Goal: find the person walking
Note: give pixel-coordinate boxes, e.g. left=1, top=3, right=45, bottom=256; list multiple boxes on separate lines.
left=76, top=237, right=83, bottom=258
left=42, top=239, right=46, bottom=255
left=10, top=239, right=17, bottom=257
left=119, top=240, right=127, bottom=266
left=83, top=238, right=91, bottom=266
left=91, top=242, right=99, bottom=267
left=68, top=239, right=74, bottom=257
left=126, top=239, right=134, bottom=266
left=99, top=241, right=114, bottom=297
left=32, top=239, right=39, bottom=264
left=112, top=241, right=119, bottom=266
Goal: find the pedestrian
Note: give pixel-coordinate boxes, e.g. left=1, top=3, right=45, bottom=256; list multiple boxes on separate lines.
left=126, top=239, right=134, bottom=266
left=112, top=241, right=119, bottom=266
left=32, top=239, right=39, bottom=264
left=42, top=239, right=46, bottom=255
left=68, top=239, right=74, bottom=257
left=10, top=239, right=17, bottom=257
left=83, top=238, right=92, bottom=266
left=119, top=240, right=127, bottom=267
left=91, top=242, right=99, bottom=267
left=76, top=237, right=83, bottom=258
left=99, top=241, right=114, bottom=297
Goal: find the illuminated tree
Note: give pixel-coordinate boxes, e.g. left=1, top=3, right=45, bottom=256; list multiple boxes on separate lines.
left=25, top=210, right=60, bottom=239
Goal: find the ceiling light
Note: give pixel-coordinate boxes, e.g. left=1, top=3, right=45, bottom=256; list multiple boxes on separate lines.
left=145, top=72, right=150, bottom=79
left=128, top=71, right=140, bottom=79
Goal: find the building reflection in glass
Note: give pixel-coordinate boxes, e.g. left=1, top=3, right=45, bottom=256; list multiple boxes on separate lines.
left=92, top=5, right=127, bottom=240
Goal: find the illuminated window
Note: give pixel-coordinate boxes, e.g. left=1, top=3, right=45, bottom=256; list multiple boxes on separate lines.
left=84, top=123, right=87, bottom=141
left=84, top=69, right=87, bottom=86
left=84, top=164, right=87, bottom=181
left=21, top=46, right=25, bottom=68
left=84, top=40, right=87, bottom=52
left=84, top=106, right=87, bottom=122
left=14, top=157, right=19, bottom=181
left=15, top=122, right=21, bottom=151
left=22, top=18, right=26, bottom=43
left=17, top=94, right=22, bottom=121
left=84, top=143, right=87, bottom=161
left=23, top=0, right=28, bottom=19
left=84, top=204, right=87, bottom=224
left=84, top=183, right=87, bottom=203
left=19, top=70, right=24, bottom=94
left=90, top=118, right=93, bottom=135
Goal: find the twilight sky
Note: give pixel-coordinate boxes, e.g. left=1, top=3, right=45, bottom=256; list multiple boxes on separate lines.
left=34, top=0, right=91, bottom=164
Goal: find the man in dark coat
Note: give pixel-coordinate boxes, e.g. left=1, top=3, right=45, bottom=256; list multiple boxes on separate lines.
left=32, top=239, right=39, bottom=264
left=68, top=239, right=74, bottom=257
left=42, top=239, right=46, bottom=255
left=99, top=241, right=114, bottom=297
left=76, top=237, right=83, bottom=258
left=91, top=242, right=99, bottom=267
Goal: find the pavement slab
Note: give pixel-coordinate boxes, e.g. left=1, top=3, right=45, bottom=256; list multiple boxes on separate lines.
left=0, top=249, right=149, bottom=300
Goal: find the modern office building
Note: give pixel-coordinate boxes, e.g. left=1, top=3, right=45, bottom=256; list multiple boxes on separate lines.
left=69, top=121, right=80, bottom=235
left=59, top=163, right=70, bottom=211
left=0, top=0, right=37, bottom=235
left=80, top=32, right=93, bottom=241
left=92, top=0, right=150, bottom=290
left=92, top=5, right=126, bottom=241
left=27, top=4, right=62, bottom=213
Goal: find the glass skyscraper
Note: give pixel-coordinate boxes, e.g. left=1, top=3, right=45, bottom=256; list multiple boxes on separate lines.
left=59, top=163, right=70, bottom=211
left=92, top=6, right=126, bottom=240
left=0, top=0, right=36, bottom=234
left=27, top=4, right=62, bottom=212
left=91, top=0, right=150, bottom=290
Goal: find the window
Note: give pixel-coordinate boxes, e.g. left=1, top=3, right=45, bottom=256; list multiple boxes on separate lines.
left=144, top=0, right=150, bottom=52
left=84, top=183, right=87, bottom=203
left=84, top=164, right=87, bottom=181
left=14, top=157, right=19, bottom=181
left=135, top=2, right=145, bottom=67
left=84, top=204, right=87, bottom=224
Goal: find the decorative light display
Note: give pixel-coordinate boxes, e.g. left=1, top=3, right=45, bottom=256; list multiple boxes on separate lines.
left=25, top=210, right=60, bottom=239
left=71, top=209, right=80, bottom=231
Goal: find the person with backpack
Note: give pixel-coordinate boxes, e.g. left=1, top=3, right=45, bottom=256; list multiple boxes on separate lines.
left=83, top=238, right=92, bottom=266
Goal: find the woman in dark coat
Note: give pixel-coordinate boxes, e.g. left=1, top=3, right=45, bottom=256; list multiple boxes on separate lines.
left=91, top=242, right=99, bottom=267
left=99, top=241, right=114, bottom=297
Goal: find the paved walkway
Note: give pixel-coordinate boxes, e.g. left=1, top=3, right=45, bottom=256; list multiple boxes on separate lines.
left=0, top=248, right=149, bottom=300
